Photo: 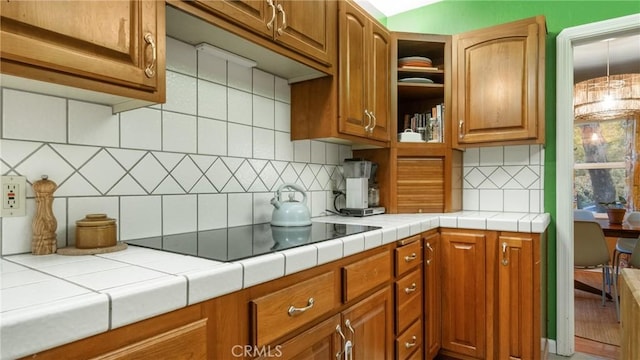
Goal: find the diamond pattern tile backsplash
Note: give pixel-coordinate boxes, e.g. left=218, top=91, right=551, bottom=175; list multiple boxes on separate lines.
left=462, top=145, right=545, bottom=213
left=0, top=37, right=545, bottom=256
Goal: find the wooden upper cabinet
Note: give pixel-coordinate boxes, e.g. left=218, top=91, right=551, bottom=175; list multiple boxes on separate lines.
left=195, top=0, right=336, bottom=67
left=339, top=0, right=390, bottom=142
left=452, top=16, right=546, bottom=147
left=0, top=0, right=165, bottom=112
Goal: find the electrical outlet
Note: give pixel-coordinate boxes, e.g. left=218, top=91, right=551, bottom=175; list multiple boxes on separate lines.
left=2, top=176, right=27, bottom=217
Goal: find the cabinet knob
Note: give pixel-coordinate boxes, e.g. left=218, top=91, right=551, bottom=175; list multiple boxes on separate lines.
left=458, top=119, right=465, bottom=139
left=501, top=242, right=509, bottom=266
left=404, top=335, right=417, bottom=349
left=404, top=283, right=417, bottom=294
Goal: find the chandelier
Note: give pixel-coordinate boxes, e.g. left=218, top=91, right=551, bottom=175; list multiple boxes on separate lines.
left=574, top=40, right=640, bottom=122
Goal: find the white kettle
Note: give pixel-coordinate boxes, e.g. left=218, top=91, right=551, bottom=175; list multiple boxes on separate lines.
left=270, top=183, right=312, bottom=227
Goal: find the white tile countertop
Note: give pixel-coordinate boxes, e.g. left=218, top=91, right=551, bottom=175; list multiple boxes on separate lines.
left=0, top=211, right=550, bottom=359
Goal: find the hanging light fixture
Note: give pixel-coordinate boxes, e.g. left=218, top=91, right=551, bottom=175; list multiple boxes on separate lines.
left=574, top=39, right=640, bottom=122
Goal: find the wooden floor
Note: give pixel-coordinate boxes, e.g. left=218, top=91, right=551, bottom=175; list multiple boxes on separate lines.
left=574, top=269, right=621, bottom=360
left=575, top=336, right=620, bottom=359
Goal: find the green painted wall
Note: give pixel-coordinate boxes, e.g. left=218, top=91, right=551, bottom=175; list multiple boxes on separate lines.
left=385, top=0, right=640, bottom=341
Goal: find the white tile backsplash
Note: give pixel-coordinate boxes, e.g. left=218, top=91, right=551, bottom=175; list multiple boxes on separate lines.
left=252, top=95, right=275, bottom=129
left=462, top=145, right=545, bottom=213
left=120, top=108, right=162, bottom=150
left=227, top=88, right=252, bottom=125
left=252, top=69, right=275, bottom=99
left=197, top=79, right=227, bottom=121
left=162, top=112, right=197, bottom=153
left=2, top=89, right=67, bottom=143
left=68, top=100, right=119, bottom=147
left=164, top=71, right=197, bottom=115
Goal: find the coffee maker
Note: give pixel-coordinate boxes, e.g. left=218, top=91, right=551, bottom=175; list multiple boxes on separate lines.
left=341, top=159, right=385, bottom=217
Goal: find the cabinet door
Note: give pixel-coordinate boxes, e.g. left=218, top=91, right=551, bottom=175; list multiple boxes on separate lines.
left=341, top=287, right=393, bottom=360
left=452, top=16, right=545, bottom=146
left=1, top=0, right=163, bottom=97
left=257, top=315, right=342, bottom=360
left=368, top=20, right=391, bottom=142
left=194, top=0, right=273, bottom=38
left=423, top=231, right=441, bottom=360
left=276, top=0, right=335, bottom=67
left=497, top=234, right=536, bottom=360
left=440, top=229, right=487, bottom=358
left=339, top=0, right=369, bottom=138
left=396, top=157, right=444, bottom=213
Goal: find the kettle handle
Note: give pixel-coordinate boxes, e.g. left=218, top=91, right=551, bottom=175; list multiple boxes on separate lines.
left=276, top=183, right=307, bottom=204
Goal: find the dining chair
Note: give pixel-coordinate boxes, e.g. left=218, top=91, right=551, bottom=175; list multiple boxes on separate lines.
left=614, top=233, right=640, bottom=320
left=612, top=211, right=640, bottom=278
left=574, top=220, right=613, bottom=306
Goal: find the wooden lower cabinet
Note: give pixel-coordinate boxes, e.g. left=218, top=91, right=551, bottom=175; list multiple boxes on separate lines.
left=440, top=228, right=541, bottom=360
left=423, top=230, right=441, bottom=360
left=20, top=305, right=207, bottom=360
left=22, top=230, right=542, bottom=360
left=256, top=314, right=342, bottom=360
left=342, top=287, right=394, bottom=359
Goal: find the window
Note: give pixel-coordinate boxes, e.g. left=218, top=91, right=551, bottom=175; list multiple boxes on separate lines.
left=574, top=118, right=635, bottom=212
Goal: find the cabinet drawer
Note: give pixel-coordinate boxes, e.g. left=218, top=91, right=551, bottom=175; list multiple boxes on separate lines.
left=395, top=237, right=422, bottom=276
left=396, top=319, right=423, bottom=360
left=343, top=249, right=391, bottom=302
left=92, top=319, right=207, bottom=360
left=396, top=269, right=422, bottom=332
left=251, top=271, right=339, bottom=346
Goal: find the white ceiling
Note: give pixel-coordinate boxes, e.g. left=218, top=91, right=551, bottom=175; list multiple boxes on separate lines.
left=362, top=0, right=441, bottom=17
left=573, top=35, right=640, bottom=83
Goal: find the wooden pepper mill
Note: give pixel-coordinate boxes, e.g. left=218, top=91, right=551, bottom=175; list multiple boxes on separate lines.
left=32, top=175, right=57, bottom=255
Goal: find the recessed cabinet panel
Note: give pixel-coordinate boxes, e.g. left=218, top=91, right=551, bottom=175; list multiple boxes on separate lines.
left=339, top=5, right=369, bottom=138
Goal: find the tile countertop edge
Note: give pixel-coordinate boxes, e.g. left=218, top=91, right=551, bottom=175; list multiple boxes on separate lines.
left=0, top=211, right=550, bottom=357
left=0, top=292, right=110, bottom=360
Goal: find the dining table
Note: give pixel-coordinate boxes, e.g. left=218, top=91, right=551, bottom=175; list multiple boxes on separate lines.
left=574, top=218, right=640, bottom=300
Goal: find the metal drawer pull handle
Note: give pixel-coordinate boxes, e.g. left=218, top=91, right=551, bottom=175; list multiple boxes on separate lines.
left=266, top=0, right=276, bottom=30
left=144, top=33, right=156, bottom=78
left=458, top=120, right=464, bottom=139
left=276, top=3, right=287, bottom=35
left=404, top=283, right=417, bottom=294
left=335, top=325, right=345, bottom=359
left=404, top=253, right=417, bottom=262
left=288, top=297, right=314, bottom=316
left=425, top=242, right=434, bottom=265
left=405, top=335, right=417, bottom=349
left=501, top=242, right=509, bottom=266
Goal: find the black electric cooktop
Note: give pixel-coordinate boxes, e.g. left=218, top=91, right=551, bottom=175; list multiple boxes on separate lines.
left=125, top=222, right=381, bottom=262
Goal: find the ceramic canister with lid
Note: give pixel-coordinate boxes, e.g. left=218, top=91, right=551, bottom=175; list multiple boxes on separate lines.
left=75, top=214, right=117, bottom=249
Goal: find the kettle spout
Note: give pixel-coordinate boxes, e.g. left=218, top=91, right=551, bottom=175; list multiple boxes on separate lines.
left=270, top=197, right=280, bottom=209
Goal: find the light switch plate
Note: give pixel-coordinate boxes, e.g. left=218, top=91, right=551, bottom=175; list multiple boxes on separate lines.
left=2, top=176, right=27, bottom=217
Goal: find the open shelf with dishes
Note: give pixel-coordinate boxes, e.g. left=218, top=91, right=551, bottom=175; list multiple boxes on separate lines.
left=392, top=33, right=450, bottom=148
